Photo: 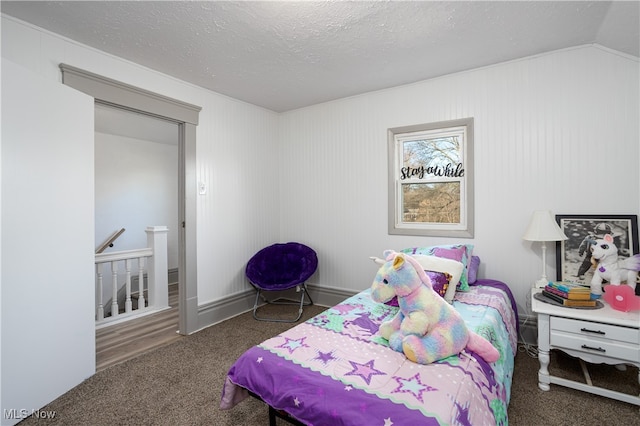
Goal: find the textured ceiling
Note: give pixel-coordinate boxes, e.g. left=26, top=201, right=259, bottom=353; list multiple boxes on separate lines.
left=2, top=1, right=639, bottom=113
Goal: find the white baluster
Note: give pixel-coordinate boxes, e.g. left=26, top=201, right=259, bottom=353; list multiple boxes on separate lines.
left=137, top=257, right=146, bottom=310
left=96, top=264, right=104, bottom=321
left=111, top=261, right=119, bottom=318
left=95, top=246, right=154, bottom=323
left=124, top=259, right=132, bottom=313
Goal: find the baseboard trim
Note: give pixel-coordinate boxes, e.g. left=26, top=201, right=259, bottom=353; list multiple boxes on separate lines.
left=196, top=289, right=256, bottom=331
left=196, top=284, right=359, bottom=331
left=195, top=286, right=540, bottom=347
left=306, top=284, right=357, bottom=307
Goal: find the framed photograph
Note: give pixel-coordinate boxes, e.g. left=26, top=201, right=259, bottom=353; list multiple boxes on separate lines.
left=555, top=214, right=639, bottom=285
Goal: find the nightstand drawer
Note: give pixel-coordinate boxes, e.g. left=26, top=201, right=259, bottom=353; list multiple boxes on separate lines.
left=550, top=331, right=640, bottom=362
left=550, top=316, right=640, bottom=345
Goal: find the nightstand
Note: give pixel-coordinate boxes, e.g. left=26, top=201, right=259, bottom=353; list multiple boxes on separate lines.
left=531, top=289, right=640, bottom=405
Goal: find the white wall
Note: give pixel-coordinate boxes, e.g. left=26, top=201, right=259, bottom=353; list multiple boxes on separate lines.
left=1, top=15, right=281, bottom=308
left=279, top=45, right=639, bottom=318
left=2, top=14, right=639, bottom=323
left=95, top=132, right=179, bottom=269
left=1, top=59, right=95, bottom=425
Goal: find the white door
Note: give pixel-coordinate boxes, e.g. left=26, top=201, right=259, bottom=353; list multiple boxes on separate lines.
left=1, top=59, right=95, bottom=424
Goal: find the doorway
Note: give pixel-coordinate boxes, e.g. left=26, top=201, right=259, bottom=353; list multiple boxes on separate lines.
left=60, top=63, right=201, bottom=335
left=94, top=103, right=179, bottom=317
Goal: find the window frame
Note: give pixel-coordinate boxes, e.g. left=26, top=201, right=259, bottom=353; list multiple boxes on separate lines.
left=387, top=117, right=474, bottom=238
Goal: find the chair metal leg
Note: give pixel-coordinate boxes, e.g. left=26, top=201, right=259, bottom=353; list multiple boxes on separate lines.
left=252, top=284, right=313, bottom=323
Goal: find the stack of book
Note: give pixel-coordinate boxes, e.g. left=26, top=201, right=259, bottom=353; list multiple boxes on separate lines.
left=541, top=281, right=596, bottom=307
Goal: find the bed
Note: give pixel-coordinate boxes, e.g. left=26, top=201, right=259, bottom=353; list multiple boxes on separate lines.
left=220, top=277, right=518, bottom=425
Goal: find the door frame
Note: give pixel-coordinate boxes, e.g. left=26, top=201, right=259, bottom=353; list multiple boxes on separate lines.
left=60, top=63, right=201, bottom=334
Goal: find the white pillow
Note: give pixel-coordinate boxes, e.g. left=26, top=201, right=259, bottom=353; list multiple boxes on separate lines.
left=411, top=255, right=464, bottom=303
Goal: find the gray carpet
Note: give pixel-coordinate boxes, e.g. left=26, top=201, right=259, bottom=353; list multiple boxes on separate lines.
left=19, top=304, right=639, bottom=425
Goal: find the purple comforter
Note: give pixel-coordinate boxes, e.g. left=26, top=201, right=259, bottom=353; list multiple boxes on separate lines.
left=221, top=280, right=518, bottom=425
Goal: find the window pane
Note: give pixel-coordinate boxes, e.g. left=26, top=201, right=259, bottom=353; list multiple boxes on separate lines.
left=402, top=136, right=461, bottom=180
left=401, top=182, right=460, bottom=223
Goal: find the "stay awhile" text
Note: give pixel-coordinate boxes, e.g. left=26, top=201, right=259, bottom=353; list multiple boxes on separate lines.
left=400, top=163, right=464, bottom=180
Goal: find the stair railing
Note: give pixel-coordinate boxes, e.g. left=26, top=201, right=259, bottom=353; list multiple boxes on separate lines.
left=96, top=228, right=126, bottom=254
left=94, top=226, right=169, bottom=326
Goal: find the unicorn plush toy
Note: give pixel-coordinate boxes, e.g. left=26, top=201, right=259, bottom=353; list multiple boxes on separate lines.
left=370, top=250, right=499, bottom=365
left=590, top=234, right=640, bottom=298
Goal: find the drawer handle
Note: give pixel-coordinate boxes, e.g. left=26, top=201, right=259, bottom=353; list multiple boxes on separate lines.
left=581, top=344, right=606, bottom=353
left=580, top=328, right=605, bottom=335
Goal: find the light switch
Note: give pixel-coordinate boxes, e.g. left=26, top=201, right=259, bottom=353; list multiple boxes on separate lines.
left=198, top=182, right=207, bottom=195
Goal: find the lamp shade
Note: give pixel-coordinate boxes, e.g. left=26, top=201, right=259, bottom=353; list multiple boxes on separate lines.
left=523, top=210, right=568, bottom=242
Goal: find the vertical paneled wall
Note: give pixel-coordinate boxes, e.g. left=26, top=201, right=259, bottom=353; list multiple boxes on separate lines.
left=195, top=96, right=281, bottom=302
left=280, top=46, right=639, bottom=314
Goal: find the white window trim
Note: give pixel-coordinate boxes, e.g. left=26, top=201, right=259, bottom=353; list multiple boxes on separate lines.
left=387, top=118, right=474, bottom=238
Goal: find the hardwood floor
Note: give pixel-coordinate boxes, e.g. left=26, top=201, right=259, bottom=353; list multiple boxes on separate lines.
left=96, top=284, right=181, bottom=371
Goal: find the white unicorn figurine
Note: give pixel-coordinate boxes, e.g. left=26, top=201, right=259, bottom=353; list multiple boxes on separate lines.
left=590, top=234, right=640, bottom=297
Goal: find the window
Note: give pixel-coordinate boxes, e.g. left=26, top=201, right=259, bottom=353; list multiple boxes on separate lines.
left=388, top=118, right=474, bottom=237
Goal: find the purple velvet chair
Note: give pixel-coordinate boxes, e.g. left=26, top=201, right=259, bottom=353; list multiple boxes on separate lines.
left=246, top=242, right=318, bottom=322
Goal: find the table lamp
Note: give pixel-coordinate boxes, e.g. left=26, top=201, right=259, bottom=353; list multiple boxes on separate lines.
left=523, top=210, right=568, bottom=288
